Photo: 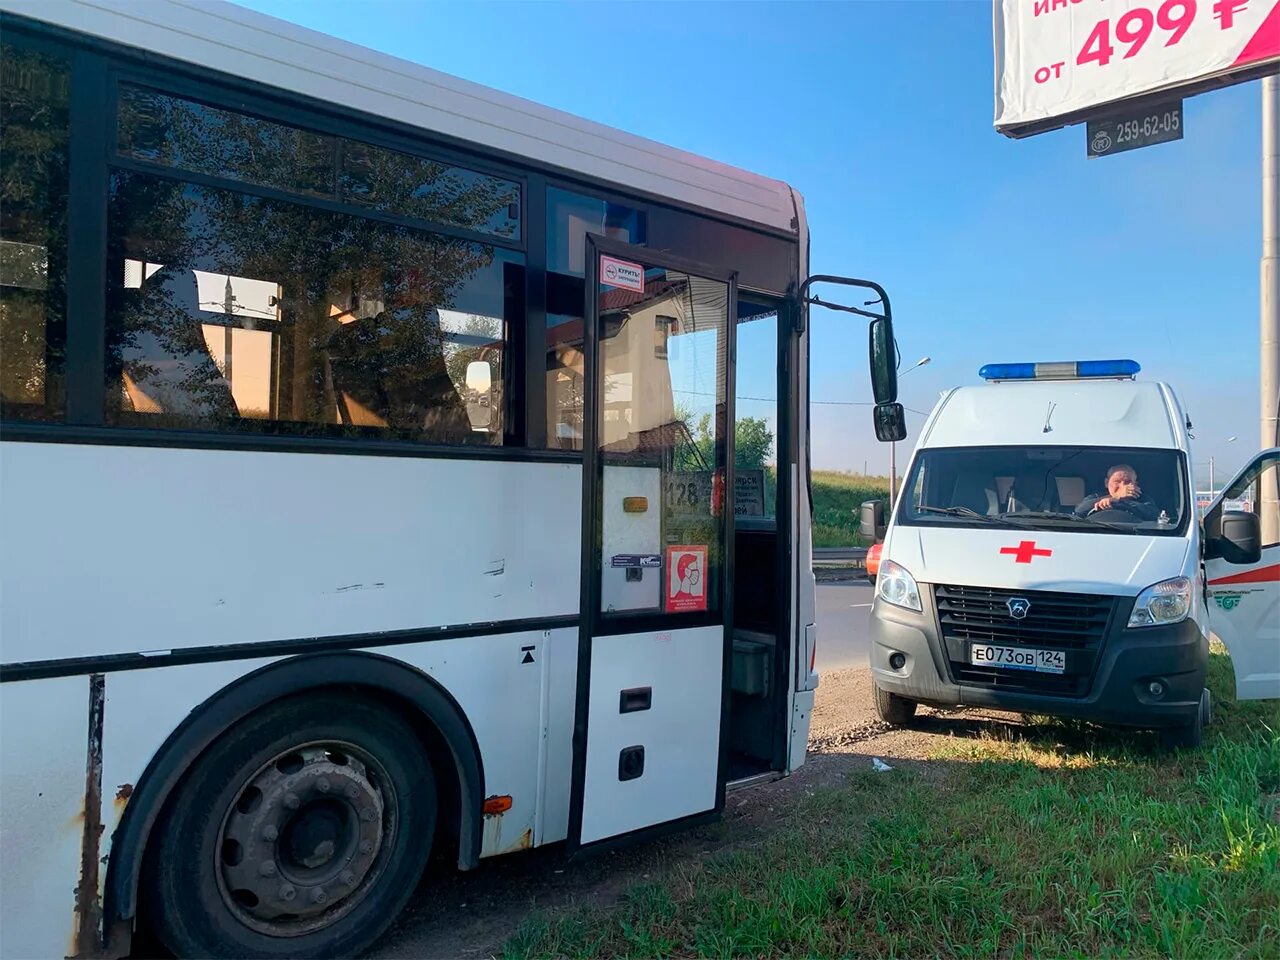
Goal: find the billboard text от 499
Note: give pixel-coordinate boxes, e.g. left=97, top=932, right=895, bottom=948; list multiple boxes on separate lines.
left=995, top=0, right=1280, bottom=136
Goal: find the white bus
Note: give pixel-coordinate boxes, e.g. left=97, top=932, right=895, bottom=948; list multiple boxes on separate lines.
left=0, top=3, right=905, bottom=957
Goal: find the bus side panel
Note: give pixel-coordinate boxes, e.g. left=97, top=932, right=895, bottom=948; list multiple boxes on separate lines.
left=373, top=628, right=578, bottom=853
left=0, top=443, right=580, bottom=664
left=0, top=677, right=90, bottom=960
left=97, top=628, right=580, bottom=902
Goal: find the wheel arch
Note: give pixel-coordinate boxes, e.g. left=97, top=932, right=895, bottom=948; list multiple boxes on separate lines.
left=103, top=651, right=485, bottom=932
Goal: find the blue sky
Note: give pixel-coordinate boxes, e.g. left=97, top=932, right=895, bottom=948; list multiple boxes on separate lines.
left=240, top=0, right=1263, bottom=486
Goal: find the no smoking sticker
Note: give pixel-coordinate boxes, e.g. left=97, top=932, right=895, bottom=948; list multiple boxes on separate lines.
left=600, top=254, right=645, bottom=293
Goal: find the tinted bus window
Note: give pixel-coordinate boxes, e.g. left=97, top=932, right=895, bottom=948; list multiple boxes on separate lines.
left=118, top=85, right=520, bottom=240
left=106, top=172, right=520, bottom=444
left=545, top=187, right=646, bottom=449
left=0, top=40, right=70, bottom=421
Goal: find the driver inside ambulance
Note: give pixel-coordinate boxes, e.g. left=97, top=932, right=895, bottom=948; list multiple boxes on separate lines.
left=1074, top=463, right=1161, bottom=521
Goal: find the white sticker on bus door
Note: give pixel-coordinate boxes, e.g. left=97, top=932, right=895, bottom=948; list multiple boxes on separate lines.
left=600, top=255, right=645, bottom=293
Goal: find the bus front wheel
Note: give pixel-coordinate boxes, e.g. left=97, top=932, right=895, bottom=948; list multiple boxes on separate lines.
left=141, top=693, right=435, bottom=959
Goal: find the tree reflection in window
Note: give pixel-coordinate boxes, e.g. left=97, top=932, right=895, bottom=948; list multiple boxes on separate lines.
left=0, top=41, right=70, bottom=420
left=118, top=85, right=520, bottom=239
left=106, top=173, right=521, bottom=444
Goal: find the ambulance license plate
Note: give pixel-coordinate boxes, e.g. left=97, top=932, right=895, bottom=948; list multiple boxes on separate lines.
left=969, top=644, right=1065, bottom=674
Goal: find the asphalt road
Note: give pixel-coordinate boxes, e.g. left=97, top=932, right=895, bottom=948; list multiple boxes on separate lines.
left=815, top=579, right=876, bottom=673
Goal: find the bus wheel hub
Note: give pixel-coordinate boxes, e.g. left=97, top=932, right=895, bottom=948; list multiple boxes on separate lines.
left=218, top=743, right=385, bottom=930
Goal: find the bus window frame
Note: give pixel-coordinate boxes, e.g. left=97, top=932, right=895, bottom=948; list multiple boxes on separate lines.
left=1, top=12, right=801, bottom=468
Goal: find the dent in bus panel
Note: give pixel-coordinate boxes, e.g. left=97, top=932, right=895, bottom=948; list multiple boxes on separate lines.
left=105, top=173, right=519, bottom=443
left=0, top=40, right=70, bottom=422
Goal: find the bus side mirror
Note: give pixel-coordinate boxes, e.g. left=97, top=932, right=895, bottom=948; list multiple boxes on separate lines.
left=1205, top=510, right=1262, bottom=564
left=868, top=318, right=897, bottom=404
left=860, top=499, right=887, bottom=543
left=873, top=402, right=906, bottom=442
left=465, top=360, right=494, bottom=432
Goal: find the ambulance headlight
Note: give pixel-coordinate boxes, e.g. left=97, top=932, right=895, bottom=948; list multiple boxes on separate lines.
left=1127, top=576, right=1192, bottom=628
left=877, top=560, right=922, bottom=612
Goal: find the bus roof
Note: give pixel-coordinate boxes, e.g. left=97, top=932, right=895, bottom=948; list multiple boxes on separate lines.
left=3, top=0, right=801, bottom=235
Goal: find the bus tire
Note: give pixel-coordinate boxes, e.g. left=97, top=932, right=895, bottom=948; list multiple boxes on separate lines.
left=141, top=693, right=435, bottom=959
left=873, top=683, right=917, bottom=726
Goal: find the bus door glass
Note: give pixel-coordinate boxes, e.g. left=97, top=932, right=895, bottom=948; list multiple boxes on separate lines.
left=570, top=237, right=736, bottom=848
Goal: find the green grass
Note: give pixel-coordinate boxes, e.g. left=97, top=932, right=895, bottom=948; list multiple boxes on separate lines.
left=810, top=471, right=890, bottom=548
left=505, top=646, right=1280, bottom=959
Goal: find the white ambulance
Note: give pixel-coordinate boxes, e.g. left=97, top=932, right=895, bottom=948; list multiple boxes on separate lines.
left=863, top=359, right=1279, bottom=748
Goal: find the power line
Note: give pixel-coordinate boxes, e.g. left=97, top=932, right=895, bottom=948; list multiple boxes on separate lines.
left=673, top=387, right=929, bottom=416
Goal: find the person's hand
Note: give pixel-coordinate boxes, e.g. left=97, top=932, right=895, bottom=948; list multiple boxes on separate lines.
left=1092, top=497, right=1114, bottom=512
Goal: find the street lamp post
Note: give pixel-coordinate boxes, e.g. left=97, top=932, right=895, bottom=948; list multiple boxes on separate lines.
left=890, top=356, right=930, bottom=504
left=1208, top=436, right=1238, bottom=497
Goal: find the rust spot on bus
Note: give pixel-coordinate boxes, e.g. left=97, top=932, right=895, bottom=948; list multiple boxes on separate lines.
left=519, top=827, right=533, bottom=850
left=115, top=783, right=133, bottom=803
left=72, top=675, right=106, bottom=959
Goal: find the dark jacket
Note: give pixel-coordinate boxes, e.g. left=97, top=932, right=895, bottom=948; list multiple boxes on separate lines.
left=1074, top=493, right=1160, bottom=521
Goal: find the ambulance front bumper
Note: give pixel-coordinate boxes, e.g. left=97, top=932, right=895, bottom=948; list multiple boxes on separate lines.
left=868, top=586, right=1207, bottom=729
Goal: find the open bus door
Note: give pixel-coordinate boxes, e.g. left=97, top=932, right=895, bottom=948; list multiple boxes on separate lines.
left=567, top=238, right=737, bottom=851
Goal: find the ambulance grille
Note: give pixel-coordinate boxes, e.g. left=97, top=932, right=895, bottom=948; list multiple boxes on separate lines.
left=934, top=584, right=1117, bottom=697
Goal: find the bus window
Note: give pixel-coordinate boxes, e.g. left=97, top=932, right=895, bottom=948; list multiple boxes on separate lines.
left=545, top=187, right=646, bottom=449
left=105, top=173, right=521, bottom=443
left=734, top=300, right=779, bottom=519
left=598, top=269, right=728, bottom=616
left=0, top=40, right=70, bottom=421
left=118, top=85, right=521, bottom=240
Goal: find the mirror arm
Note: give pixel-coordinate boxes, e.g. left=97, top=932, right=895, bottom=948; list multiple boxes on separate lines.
left=803, top=296, right=883, bottom=321
left=793, top=274, right=893, bottom=335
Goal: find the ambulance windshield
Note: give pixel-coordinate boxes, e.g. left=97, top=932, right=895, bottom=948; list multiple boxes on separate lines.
left=897, top=446, right=1188, bottom=536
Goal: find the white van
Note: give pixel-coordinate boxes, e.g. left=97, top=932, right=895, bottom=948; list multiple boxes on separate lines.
left=864, top=360, right=1279, bottom=748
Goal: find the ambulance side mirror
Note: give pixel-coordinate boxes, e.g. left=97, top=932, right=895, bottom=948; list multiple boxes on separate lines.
left=860, top=499, right=887, bottom=543
left=1205, top=510, right=1261, bottom=565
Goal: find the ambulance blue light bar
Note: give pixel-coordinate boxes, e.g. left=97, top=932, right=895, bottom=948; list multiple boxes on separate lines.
left=978, top=359, right=1141, bottom=381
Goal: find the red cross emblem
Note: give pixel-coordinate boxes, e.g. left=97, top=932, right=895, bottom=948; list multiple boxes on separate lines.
left=1000, top=540, right=1053, bottom=564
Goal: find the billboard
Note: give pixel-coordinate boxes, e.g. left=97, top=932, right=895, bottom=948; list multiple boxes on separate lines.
left=995, top=0, right=1280, bottom=136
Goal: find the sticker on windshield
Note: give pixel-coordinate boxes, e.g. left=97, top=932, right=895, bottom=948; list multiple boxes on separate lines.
left=600, top=254, right=645, bottom=292
left=666, top=544, right=708, bottom=613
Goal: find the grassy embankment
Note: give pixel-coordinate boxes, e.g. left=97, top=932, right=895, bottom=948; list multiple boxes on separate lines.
left=506, top=644, right=1280, bottom=958
left=808, top=471, right=889, bottom=548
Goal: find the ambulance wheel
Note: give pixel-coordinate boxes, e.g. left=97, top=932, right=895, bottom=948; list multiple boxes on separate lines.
left=1158, top=688, right=1208, bottom=751
left=141, top=694, right=435, bottom=959
left=874, top=683, right=917, bottom=726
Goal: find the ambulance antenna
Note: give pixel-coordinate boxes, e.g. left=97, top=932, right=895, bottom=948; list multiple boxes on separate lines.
left=1042, top=401, right=1057, bottom=434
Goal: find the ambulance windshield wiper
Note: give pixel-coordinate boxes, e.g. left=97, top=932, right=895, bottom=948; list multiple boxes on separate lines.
left=1012, top=511, right=1138, bottom=534
left=914, top=505, right=1035, bottom=528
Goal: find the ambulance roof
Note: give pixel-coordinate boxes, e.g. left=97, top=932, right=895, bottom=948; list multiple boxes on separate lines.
left=920, top=379, right=1184, bottom=451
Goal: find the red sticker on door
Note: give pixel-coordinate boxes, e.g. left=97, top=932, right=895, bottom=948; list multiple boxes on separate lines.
left=600, top=254, right=645, bottom=292
left=666, top=544, right=708, bottom=613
